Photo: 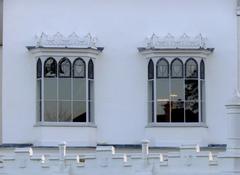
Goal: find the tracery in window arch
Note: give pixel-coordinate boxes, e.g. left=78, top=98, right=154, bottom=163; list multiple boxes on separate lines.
left=148, top=57, right=205, bottom=124
left=37, top=57, right=94, bottom=123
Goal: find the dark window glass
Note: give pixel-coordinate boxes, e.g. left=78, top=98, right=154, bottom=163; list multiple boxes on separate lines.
left=37, top=59, right=42, bottom=78
left=185, top=80, right=198, bottom=101
left=73, top=102, right=86, bottom=122
left=73, top=58, right=85, bottom=78
left=185, top=102, right=199, bottom=122
left=157, top=58, right=169, bottom=78
left=186, top=58, right=198, bottom=78
left=148, top=59, right=154, bottom=79
left=171, top=101, right=184, bottom=122
left=171, top=58, right=183, bottom=78
left=44, top=58, right=57, bottom=77
left=59, top=58, right=71, bottom=78
left=157, top=101, right=170, bottom=122
left=88, top=59, right=94, bottom=79
left=200, top=60, right=205, bottom=79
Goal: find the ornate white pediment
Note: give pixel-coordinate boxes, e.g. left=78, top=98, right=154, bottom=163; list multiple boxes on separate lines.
left=27, top=32, right=103, bottom=58
left=138, top=33, right=214, bottom=58
left=144, top=33, right=207, bottom=49
left=33, top=32, right=98, bottom=48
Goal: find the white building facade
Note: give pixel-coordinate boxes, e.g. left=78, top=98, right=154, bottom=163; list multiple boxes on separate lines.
left=1, top=0, right=240, bottom=174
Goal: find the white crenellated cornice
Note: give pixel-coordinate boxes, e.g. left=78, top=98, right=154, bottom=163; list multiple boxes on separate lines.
left=27, top=32, right=104, bottom=58
left=138, top=34, right=214, bottom=58
left=30, top=32, right=100, bottom=48
left=144, top=33, right=208, bottom=49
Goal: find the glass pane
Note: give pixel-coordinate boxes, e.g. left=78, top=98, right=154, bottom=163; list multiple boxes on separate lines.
left=74, top=59, right=85, bottom=78
left=59, top=78, right=71, bottom=100
left=73, top=79, right=86, bottom=100
left=171, top=59, right=183, bottom=78
left=44, top=78, right=57, bottom=100
left=157, top=101, right=170, bottom=122
left=186, top=59, right=198, bottom=78
left=148, top=102, right=154, bottom=123
left=88, top=59, right=94, bottom=79
left=59, top=58, right=71, bottom=77
left=171, top=79, right=184, bottom=101
left=185, top=80, right=198, bottom=101
left=200, top=60, right=205, bottom=79
left=89, top=101, right=94, bottom=122
left=44, top=58, right=57, bottom=77
left=171, top=101, right=184, bottom=122
left=185, top=102, right=199, bottom=122
left=148, top=60, right=154, bottom=79
left=148, top=80, right=154, bottom=101
left=201, top=101, right=205, bottom=122
left=201, top=81, right=205, bottom=101
left=156, top=79, right=169, bottom=101
left=37, top=59, right=42, bottom=78
left=37, top=100, right=42, bottom=122
left=88, top=80, right=94, bottom=100
left=44, top=101, right=57, bottom=122
left=37, top=80, right=41, bottom=100
left=157, top=59, right=169, bottom=78
left=73, top=101, right=86, bottom=122
left=58, top=101, right=72, bottom=122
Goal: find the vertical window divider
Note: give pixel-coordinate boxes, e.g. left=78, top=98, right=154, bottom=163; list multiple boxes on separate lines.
left=198, top=59, right=201, bottom=123
left=71, top=60, right=73, bottom=122
left=86, top=58, right=89, bottom=123
left=183, top=59, right=186, bottom=123
left=169, top=59, right=171, bottom=123
left=154, top=59, right=157, bottom=123
left=41, top=58, right=44, bottom=123
left=57, top=59, right=59, bottom=122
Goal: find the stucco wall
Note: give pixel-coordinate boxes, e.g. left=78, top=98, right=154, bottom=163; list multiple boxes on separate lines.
left=2, top=0, right=237, bottom=146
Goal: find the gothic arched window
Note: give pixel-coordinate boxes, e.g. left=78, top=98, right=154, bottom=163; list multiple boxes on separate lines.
left=148, top=57, right=204, bottom=124
left=37, top=57, right=94, bottom=124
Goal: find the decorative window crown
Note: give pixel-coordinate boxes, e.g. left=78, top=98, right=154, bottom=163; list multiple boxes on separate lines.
left=34, top=32, right=98, bottom=48
left=145, top=33, right=207, bottom=49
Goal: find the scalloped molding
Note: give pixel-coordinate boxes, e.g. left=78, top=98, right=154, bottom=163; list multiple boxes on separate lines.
left=144, top=33, right=207, bottom=49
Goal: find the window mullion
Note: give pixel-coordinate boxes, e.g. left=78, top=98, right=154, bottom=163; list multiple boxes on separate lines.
left=57, top=62, right=59, bottom=122
left=41, top=58, right=44, bottom=123
left=86, top=60, right=89, bottom=123
left=154, top=61, right=157, bottom=123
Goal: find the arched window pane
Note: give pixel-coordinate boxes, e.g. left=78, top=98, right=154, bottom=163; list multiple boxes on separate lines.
left=148, top=59, right=154, bottom=79
left=171, top=58, right=183, bottom=78
left=44, top=58, right=57, bottom=77
left=157, top=58, right=169, bottom=78
left=200, top=60, right=205, bottom=79
left=59, top=58, right=71, bottom=78
left=88, top=59, right=94, bottom=79
left=73, top=58, right=85, bottom=78
left=37, top=58, right=42, bottom=78
left=186, top=58, right=198, bottom=78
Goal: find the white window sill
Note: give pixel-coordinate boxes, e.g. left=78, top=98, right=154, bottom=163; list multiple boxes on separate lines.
left=34, top=122, right=97, bottom=128
left=146, top=122, right=208, bottom=128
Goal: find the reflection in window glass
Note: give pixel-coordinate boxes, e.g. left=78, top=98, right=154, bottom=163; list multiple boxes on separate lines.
left=44, top=101, right=57, bottom=122
left=185, top=80, right=198, bottom=101
left=59, top=58, right=71, bottom=77
left=73, top=58, right=85, bottom=78
left=58, top=101, right=72, bottom=122
left=157, top=58, right=169, bottom=78
left=171, top=58, right=183, bottom=78
left=171, top=101, right=184, bottom=122
left=88, top=59, right=94, bottom=79
left=186, top=58, right=198, bottom=78
left=73, top=101, right=86, bottom=122
left=185, top=102, right=199, bottom=122
left=171, top=79, right=184, bottom=101
left=150, top=57, right=204, bottom=123
left=157, top=101, right=170, bottom=122
left=44, top=58, right=57, bottom=77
